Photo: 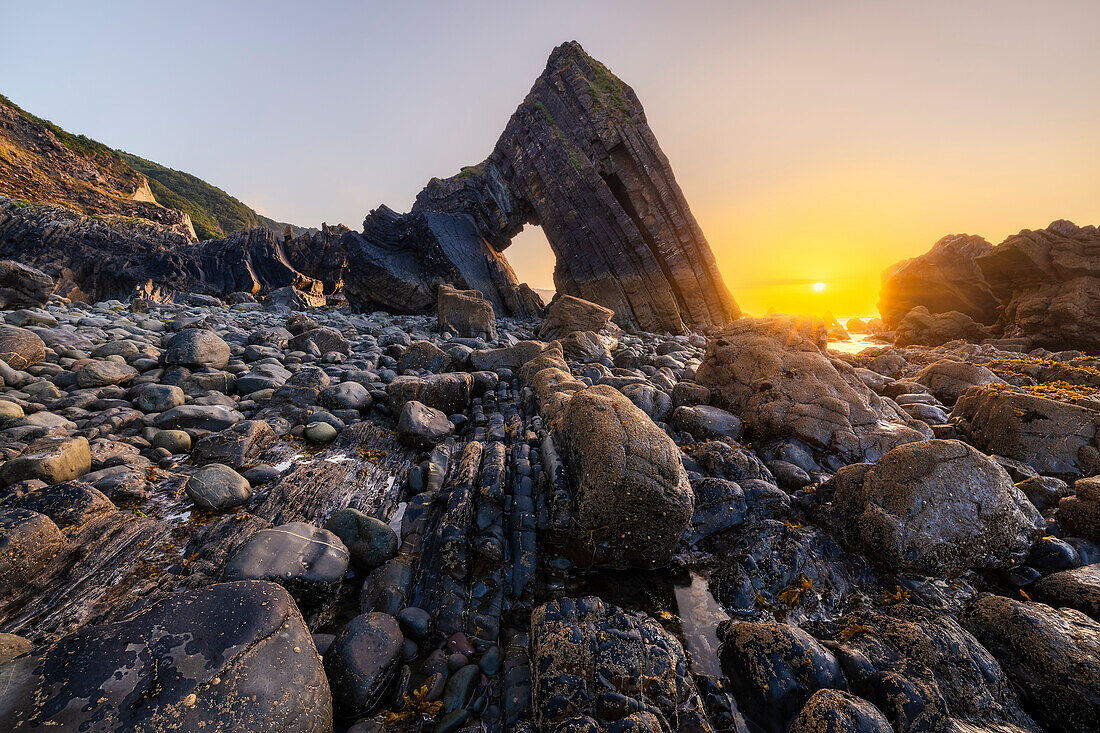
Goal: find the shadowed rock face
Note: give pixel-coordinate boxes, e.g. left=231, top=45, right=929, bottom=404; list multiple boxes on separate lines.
left=413, top=41, right=739, bottom=333
left=978, top=219, right=1100, bottom=351
left=342, top=205, right=542, bottom=318
left=879, top=234, right=999, bottom=328
left=0, top=197, right=331, bottom=303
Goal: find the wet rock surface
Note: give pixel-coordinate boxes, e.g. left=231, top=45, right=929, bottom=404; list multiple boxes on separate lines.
left=0, top=580, right=331, bottom=732
left=0, top=289, right=1096, bottom=733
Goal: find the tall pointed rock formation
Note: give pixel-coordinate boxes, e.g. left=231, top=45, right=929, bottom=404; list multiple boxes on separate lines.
left=413, top=41, right=739, bottom=332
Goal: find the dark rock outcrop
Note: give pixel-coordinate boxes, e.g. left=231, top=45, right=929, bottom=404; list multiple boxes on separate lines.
left=531, top=597, right=709, bottom=732
left=0, top=197, right=328, bottom=303
left=343, top=206, right=541, bottom=318
left=963, top=594, right=1100, bottom=732
left=412, top=41, right=738, bottom=332
left=879, top=233, right=999, bottom=328
left=0, top=260, right=54, bottom=308
left=978, top=220, right=1100, bottom=352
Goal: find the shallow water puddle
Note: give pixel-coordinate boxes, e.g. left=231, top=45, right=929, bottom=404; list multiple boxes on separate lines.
left=673, top=571, right=729, bottom=677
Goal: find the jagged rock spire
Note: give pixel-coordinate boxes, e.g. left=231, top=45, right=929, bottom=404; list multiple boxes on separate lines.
left=414, top=41, right=739, bottom=332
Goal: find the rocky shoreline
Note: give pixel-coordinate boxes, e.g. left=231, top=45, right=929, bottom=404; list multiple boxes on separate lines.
left=0, top=276, right=1098, bottom=732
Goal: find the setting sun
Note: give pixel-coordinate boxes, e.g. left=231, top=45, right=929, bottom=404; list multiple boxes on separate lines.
left=812, top=282, right=826, bottom=293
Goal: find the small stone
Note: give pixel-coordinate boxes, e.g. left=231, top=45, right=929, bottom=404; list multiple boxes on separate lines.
left=395, top=606, right=431, bottom=641
left=305, top=421, right=338, bottom=444
left=152, top=429, right=191, bottom=454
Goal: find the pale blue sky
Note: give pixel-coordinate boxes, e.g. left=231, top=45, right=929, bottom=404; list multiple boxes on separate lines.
left=4, top=1, right=1098, bottom=304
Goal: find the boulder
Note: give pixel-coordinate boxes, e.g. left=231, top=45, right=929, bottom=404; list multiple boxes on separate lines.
left=879, top=233, right=999, bottom=328
left=396, top=340, right=451, bottom=373
left=978, top=219, right=1100, bottom=351
left=671, top=404, right=744, bottom=441
left=323, top=612, right=404, bottom=718
left=617, top=382, right=672, bottom=422
left=154, top=404, right=244, bottom=432
left=0, top=507, right=67, bottom=595
left=469, top=340, right=545, bottom=372
left=1034, top=564, right=1100, bottom=620
left=951, top=385, right=1100, bottom=476
left=537, top=295, right=614, bottom=340
left=695, top=316, right=931, bottom=465
left=75, top=359, right=138, bottom=388
left=319, top=381, right=372, bottom=411
left=787, top=690, right=893, bottom=733
left=396, top=400, right=452, bottom=448
left=531, top=597, right=708, bottom=732
left=0, top=325, right=45, bottom=369
left=238, top=363, right=293, bottom=394
left=557, top=330, right=611, bottom=363
left=323, top=508, right=399, bottom=571
left=1058, top=477, right=1100, bottom=542
left=0, top=580, right=332, bottom=731
left=711, top=519, right=876, bottom=624
left=830, top=439, right=1042, bottom=574
left=130, top=383, right=186, bottom=412
left=963, top=594, right=1100, bottom=731
left=437, top=283, right=497, bottom=339
left=185, top=463, right=252, bottom=511
left=0, top=632, right=31, bottom=665
left=719, top=620, right=844, bottom=733
left=827, top=604, right=1036, bottom=731
left=289, top=326, right=349, bottom=356
left=387, top=373, right=472, bottom=415
left=556, top=384, right=693, bottom=567
left=0, top=480, right=115, bottom=528
left=894, top=306, right=988, bottom=346
left=163, top=328, right=231, bottom=369
left=0, top=260, right=54, bottom=309
left=191, top=420, right=276, bottom=468
left=222, top=522, right=350, bottom=602
left=1, top=435, right=91, bottom=485
left=914, top=358, right=1000, bottom=404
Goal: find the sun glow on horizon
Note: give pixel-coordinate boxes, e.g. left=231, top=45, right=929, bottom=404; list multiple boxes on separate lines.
left=812, top=282, right=826, bottom=292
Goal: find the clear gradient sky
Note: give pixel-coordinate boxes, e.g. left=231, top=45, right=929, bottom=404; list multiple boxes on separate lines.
left=3, top=1, right=1098, bottom=316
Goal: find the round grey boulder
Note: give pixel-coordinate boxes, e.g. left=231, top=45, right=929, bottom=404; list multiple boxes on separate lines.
left=75, top=360, right=138, bottom=388
left=222, top=521, right=349, bottom=602
left=163, top=329, right=231, bottom=369
left=185, top=463, right=251, bottom=511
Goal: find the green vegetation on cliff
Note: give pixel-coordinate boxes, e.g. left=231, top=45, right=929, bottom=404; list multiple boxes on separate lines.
left=119, top=152, right=265, bottom=240
left=0, top=91, right=301, bottom=240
